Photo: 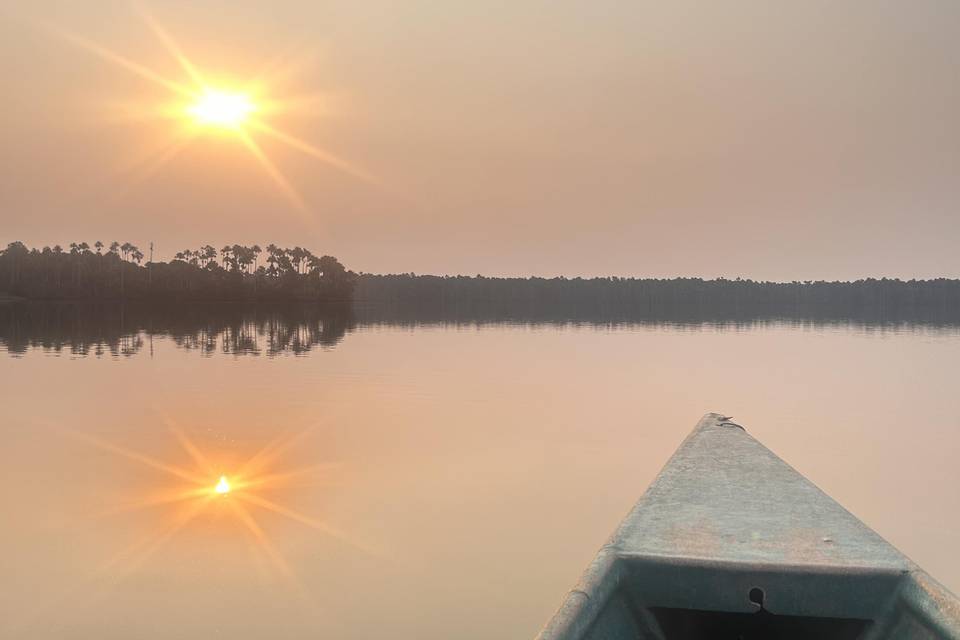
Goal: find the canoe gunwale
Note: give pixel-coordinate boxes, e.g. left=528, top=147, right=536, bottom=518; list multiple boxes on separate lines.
left=535, top=413, right=960, bottom=640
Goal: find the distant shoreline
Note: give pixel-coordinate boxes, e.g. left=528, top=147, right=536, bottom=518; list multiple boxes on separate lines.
left=6, top=240, right=960, bottom=325
left=6, top=273, right=960, bottom=328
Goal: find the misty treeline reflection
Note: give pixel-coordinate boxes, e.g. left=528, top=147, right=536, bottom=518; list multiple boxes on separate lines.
left=0, top=303, right=353, bottom=357
left=356, top=274, right=960, bottom=325
left=4, top=287, right=960, bottom=357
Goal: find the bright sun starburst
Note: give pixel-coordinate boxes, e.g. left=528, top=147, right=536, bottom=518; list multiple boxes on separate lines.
left=52, top=9, right=378, bottom=215
left=188, top=89, right=256, bottom=128
left=65, top=419, right=375, bottom=586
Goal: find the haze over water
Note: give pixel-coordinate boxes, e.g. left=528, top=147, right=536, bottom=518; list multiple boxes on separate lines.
left=4, top=1, right=960, bottom=280
left=2, top=0, right=960, bottom=636
left=1, top=306, right=957, bottom=639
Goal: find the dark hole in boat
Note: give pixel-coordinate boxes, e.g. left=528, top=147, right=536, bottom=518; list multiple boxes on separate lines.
left=650, top=607, right=871, bottom=640
left=748, top=587, right=765, bottom=609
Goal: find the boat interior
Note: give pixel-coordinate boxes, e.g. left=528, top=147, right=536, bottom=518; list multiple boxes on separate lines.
left=583, top=556, right=953, bottom=640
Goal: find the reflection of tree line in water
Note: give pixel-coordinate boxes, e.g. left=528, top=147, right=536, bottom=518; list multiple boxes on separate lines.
left=0, top=303, right=354, bottom=356
left=355, top=274, right=960, bottom=326
left=4, top=277, right=960, bottom=356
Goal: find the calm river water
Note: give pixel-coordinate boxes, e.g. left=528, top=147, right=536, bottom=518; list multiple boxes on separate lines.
left=1, top=304, right=958, bottom=639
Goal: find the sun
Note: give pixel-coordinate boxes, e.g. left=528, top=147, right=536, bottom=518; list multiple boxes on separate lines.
left=54, top=11, right=378, bottom=214
left=68, top=420, right=372, bottom=586
left=214, top=474, right=231, bottom=494
left=187, top=89, right=256, bottom=129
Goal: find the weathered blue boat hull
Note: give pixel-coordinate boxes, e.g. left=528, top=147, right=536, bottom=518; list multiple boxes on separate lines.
left=537, top=413, right=960, bottom=639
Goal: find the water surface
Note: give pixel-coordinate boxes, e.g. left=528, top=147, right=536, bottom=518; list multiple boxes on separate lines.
left=1, top=303, right=958, bottom=639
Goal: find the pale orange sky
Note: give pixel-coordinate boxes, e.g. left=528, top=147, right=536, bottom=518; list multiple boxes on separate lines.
left=2, top=1, right=959, bottom=280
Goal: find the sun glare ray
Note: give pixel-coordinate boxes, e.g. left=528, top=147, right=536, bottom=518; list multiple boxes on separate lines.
left=228, top=502, right=318, bottom=607
left=102, top=129, right=198, bottom=207
left=137, top=6, right=205, bottom=86
left=248, top=118, right=378, bottom=185
left=168, top=423, right=216, bottom=475
left=67, top=430, right=209, bottom=485
left=237, top=492, right=378, bottom=557
left=124, top=130, right=196, bottom=178
left=106, top=497, right=215, bottom=583
left=227, top=500, right=294, bottom=578
left=236, top=462, right=343, bottom=491
left=236, top=130, right=310, bottom=214
left=50, top=12, right=380, bottom=213
left=95, top=486, right=213, bottom=518
left=52, top=28, right=196, bottom=99
left=246, top=45, right=323, bottom=93
left=62, top=415, right=370, bottom=599
left=2, top=495, right=211, bottom=636
left=234, top=423, right=323, bottom=480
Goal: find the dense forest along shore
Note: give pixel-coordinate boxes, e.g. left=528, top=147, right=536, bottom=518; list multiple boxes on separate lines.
left=6, top=241, right=960, bottom=326
left=0, top=241, right=355, bottom=302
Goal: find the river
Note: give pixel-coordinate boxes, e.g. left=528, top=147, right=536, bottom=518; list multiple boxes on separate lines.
left=1, top=303, right=957, bottom=639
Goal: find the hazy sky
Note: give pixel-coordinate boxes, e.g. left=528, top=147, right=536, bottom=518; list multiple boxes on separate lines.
left=2, top=1, right=959, bottom=279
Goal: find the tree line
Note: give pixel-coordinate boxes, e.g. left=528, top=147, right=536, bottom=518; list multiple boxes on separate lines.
left=0, top=241, right=355, bottom=302
left=7, top=274, right=960, bottom=358
left=7, top=241, right=960, bottom=325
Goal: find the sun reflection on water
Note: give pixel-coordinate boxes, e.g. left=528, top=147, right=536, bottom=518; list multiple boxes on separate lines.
left=215, top=475, right=231, bottom=494
left=66, top=419, right=374, bottom=586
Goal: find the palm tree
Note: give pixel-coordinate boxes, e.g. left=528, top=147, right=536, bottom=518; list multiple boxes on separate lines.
left=117, top=242, right=135, bottom=296
left=230, top=244, right=245, bottom=273
left=229, top=245, right=242, bottom=272
left=289, top=247, right=304, bottom=274
left=202, top=245, right=217, bottom=268
left=243, top=246, right=257, bottom=273
left=276, top=248, right=293, bottom=274
left=222, top=245, right=236, bottom=270
left=307, top=252, right=321, bottom=275
left=265, top=244, right=279, bottom=276
left=251, top=245, right=261, bottom=271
